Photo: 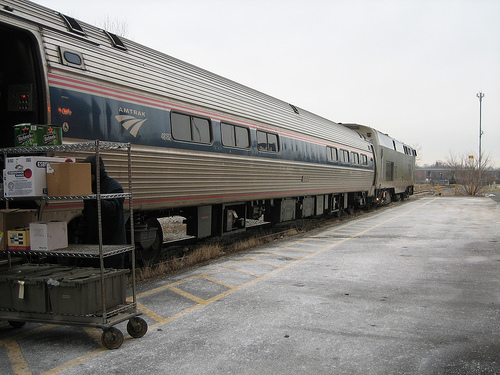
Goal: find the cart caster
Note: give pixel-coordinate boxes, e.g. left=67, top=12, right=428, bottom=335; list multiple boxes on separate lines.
left=127, top=317, right=148, bottom=338
left=9, top=321, right=26, bottom=329
left=101, top=327, right=124, bottom=349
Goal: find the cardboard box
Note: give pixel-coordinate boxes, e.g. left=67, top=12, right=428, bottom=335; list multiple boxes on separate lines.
left=41, top=126, right=63, bottom=146
left=0, top=209, right=38, bottom=250
left=14, top=124, right=62, bottom=147
left=29, top=221, right=68, bottom=251
left=7, top=228, right=30, bottom=251
left=13, top=124, right=44, bottom=147
left=3, top=156, right=73, bottom=197
left=46, top=162, right=92, bottom=196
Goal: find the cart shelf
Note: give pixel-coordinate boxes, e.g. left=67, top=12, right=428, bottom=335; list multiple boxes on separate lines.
left=0, top=302, right=138, bottom=328
left=0, top=140, right=130, bottom=154
left=0, top=140, right=146, bottom=349
left=6, top=244, right=134, bottom=258
left=0, top=192, right=131, bottom=201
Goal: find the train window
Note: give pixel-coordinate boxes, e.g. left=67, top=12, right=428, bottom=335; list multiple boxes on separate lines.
left=394, top=141, right=404, bottom=153
left=351, top=152, right=359, bottom=165
left=59, top=47, right=85, bottom=69
left=327, top=146, right=338, bottom=162
left=268, top=133, right=278, bottom=152
left=332, top=147, right=338, bottom=161
left=221, top=123, right=250, bottom=149
left=105, top=31, right=127, bottom=50
left=257, top=131, right=267, bottom=151
left=378, top=133, right=395, bottom=149
left=60, top=14, right=86, bottom=35
left=341, top=149, right=350, bottom=163
left=64, top=51, right=81, bottom=65
left=235, top=126, right=250, bottom=148
left=257, top=130, right=279, bottom=153
left=192, top=117, right=211, bottom=143
left=361, top=154, right=368, bottom=165
left=171, top=112, right=212, bottom=144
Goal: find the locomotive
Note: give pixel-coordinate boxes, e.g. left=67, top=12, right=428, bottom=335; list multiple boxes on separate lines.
left=0, top=0, right=416, bottom=263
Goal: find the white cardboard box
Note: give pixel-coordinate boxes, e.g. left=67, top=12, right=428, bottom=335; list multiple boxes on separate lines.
left=29, top=221, right=68, bottom=251
left=3, top=156, right=73, bottom=197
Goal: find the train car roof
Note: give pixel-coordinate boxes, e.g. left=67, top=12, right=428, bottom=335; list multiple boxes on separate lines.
left=1, top=0, right=369, bottom=151
left=343, top=123, right=415, bottom=155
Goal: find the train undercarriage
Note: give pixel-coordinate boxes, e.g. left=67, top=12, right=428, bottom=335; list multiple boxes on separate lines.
left=130, top=191, right=379, bottom=264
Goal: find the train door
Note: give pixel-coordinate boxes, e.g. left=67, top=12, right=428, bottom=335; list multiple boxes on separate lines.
left=0, top=24, right=46, bottom=148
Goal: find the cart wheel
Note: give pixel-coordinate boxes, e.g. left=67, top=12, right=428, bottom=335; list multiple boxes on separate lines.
left=101, top=327, right=124, bottom=349
left=127, top=317, right=148, bottom=338
left=8, top=321, right=26, bottom=329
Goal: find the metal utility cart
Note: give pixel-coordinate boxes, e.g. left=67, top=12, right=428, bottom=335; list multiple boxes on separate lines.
left=0, top=140, right=147, bottom=349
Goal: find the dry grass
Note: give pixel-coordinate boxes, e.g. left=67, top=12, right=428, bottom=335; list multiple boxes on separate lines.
left=133, top=227, right=301, bottom=282
left=414, top=183, right=499, bottom=197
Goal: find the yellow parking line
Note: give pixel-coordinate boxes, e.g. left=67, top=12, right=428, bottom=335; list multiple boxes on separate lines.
left=154, top=302, right=206, bottom=325
left=249, top=257, right=286, bottom=268
left=203, top=276, right=237, bottom=289
left=224, top=265, right=264, bottom=278
left=261, top=252, right=303, bottom=260
left=280, top=247, right=317, bottom=253
left=170, top=287, right=208, bottom=305
left=136, top=272, right=213, bottom=299
left=14, top=199, right=435, bottom=375
left=4, top=338, right=32, bottom=375
left=41, top=348, right=105, bottom=375
left=306, top=237, right=338, bottom=243
left=135, top=302, right=166, bottom=323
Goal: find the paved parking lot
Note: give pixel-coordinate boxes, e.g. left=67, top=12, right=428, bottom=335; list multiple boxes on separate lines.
left=1, top=196, right=499, bottom=374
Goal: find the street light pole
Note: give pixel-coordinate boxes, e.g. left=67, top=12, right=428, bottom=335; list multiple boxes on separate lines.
left=476, top=91, right=484, bottom=184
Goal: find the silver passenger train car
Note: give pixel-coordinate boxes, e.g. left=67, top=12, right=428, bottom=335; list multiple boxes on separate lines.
left=0, top=0, right=415, bottom=262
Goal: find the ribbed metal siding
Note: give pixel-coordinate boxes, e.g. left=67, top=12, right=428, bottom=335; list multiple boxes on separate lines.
left=4, top=0, right=367, bottom=152
left=49, top=143, right=373, bottom=213
left=129, top=145, right=373, bottom=211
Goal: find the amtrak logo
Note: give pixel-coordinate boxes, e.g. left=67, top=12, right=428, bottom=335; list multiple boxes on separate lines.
left=115, top=111, right=147, bottom=137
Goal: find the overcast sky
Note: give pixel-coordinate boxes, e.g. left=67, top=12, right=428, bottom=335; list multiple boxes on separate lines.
left=32, top=0, right=500, bottom=167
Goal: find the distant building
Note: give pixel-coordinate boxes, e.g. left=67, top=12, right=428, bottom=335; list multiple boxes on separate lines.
left=416, top=164, right=500, bottom=185
left=415, top=164, right=454, bottom=184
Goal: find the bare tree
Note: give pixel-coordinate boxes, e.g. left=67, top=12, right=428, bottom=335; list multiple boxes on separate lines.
left=411, top=143, right=422, bottom=165
left=446, top=152, right=492, bottom=195
left=99, top=16, right=129, bottom=38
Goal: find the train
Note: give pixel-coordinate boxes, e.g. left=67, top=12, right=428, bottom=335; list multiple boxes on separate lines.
left=0, top=0, right=416, bottom=263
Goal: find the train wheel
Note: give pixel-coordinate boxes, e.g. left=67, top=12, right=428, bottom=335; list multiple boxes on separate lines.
left=127, top=317, right=148, bottom=338
left=102, top=327, right=124, bottom=349
left=384, top=190, right=392, bottom=205
left=9, top=321, right=26, bottom=328
left=139, top=218, right=163, bottom=265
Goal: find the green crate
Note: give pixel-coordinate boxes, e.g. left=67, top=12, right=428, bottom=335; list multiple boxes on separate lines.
left=0, top=264, right=72, bottom=312
left=48, top=268, right=129, bottom=315
left=0, top=264, right=55, bottom=309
